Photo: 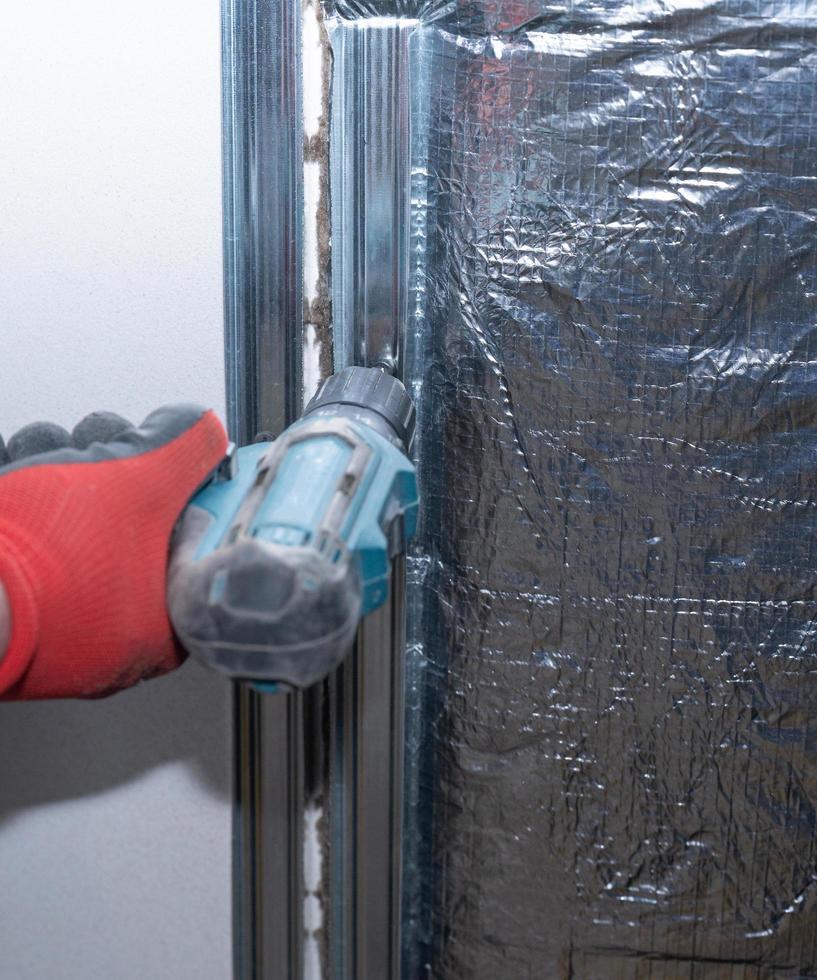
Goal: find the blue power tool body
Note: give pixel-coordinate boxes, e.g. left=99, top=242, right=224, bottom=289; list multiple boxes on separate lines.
left=168, top=367, right=418, bottom=688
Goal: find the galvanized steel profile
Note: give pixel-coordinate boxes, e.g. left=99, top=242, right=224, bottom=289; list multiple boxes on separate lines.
left=222, top=0, right=305, bottom=977
left=223, top=1, right=413, bottom=978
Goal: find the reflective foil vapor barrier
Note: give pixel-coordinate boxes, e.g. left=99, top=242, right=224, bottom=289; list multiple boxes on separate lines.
left=323, top=0, right=817, bottom=976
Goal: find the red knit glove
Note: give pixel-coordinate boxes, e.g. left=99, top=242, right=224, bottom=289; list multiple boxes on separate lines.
left=0, top=405, right=228, bottom=700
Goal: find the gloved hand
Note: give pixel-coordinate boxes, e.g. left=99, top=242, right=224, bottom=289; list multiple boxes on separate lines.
left=0, top=406, right=228, bottom=700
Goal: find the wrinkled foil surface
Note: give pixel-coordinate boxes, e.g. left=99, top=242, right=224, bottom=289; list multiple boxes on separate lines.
left=328, top=0, right=817, bottom=974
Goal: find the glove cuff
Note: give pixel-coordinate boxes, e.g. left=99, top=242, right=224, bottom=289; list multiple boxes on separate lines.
left=0, top=525, right=39, bottom=694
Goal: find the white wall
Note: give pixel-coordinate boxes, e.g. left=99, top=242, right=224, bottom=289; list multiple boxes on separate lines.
left=0, top=2, right=232, bottom=978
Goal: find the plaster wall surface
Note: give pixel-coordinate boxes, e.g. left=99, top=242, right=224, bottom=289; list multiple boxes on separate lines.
left=0, top=3, right=232, bottom=977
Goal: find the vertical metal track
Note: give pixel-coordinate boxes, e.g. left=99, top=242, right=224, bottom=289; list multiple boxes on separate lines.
left=328, top=18, right=417, bottom=979
left=222, top=0, right=304, bottom=977
left=224, top=4, right=416, bottom=977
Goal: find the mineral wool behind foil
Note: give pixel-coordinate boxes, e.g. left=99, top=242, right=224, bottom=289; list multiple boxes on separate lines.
left=328, top=0, right=817, bottom=975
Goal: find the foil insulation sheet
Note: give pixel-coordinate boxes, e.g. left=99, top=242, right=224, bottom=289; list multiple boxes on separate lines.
left=325, top=0, right=817, bottom=975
